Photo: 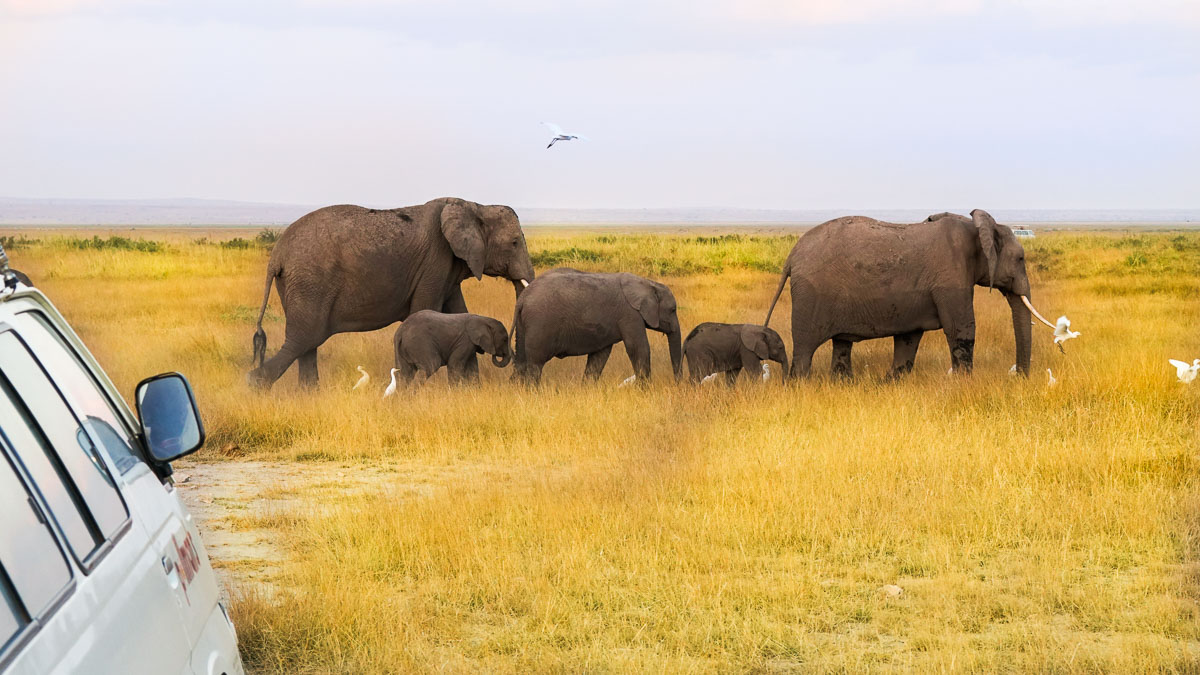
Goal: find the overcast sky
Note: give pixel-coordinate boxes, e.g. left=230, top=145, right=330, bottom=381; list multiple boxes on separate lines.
left=1, top=0, right=1197, bottom=209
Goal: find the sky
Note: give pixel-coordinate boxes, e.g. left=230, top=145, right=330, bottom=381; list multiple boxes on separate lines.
left=1, top=0, right=1197, bottom=210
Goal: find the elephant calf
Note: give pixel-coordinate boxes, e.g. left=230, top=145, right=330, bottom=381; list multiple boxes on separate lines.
left=393, top=310, right=511, bottom=385
left=513, top=268, right=683, bottom=384
left=683, top=322, right=789, bottom=383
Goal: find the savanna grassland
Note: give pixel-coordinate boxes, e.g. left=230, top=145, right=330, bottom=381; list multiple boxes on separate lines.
left=4, top=226, right=1200, bottom=673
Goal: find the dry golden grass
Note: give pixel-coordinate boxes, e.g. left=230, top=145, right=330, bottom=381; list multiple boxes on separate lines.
left=6, top=227, right=1200, bottom=672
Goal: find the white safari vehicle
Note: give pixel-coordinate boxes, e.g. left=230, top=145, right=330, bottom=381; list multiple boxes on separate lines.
left=0, top=245, right=243, bottom=675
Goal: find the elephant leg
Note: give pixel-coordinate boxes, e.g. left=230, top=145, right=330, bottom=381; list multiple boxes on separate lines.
left=934, top=291, right=976, bottom=373
left=297, top=348, right=319, bottom=388
left=253, top=331, right=323, bottom=389
left=583, top=345, right=613, bottom=381
left=889, top=330, right=924, bottom=378
left=724, top=369, right=740, bottom=386
left=740, top=350, right=763, bottom=382
left=830, top=339, right=853, bottom=379
left=621, top=326, right=652, bottom=379
left=441, top=290, right=481, bottom=380
left=448, top=346, right=480, bottom=385
left=397, top=359, right=418, bottom=384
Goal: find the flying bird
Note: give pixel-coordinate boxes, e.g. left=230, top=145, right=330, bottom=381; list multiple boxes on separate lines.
left=1169, top=358, right=1199, bottom=384
left=618, top=374, right=637, bottom=388
left=352, top=366, right=370, bottom=391
left=1046, top=368, right=1057, bottom=387
left=1053, top=316, right=1080, bottom=352
left=382, top=368, right=399, bottom=398
left=761, top=363, right=771, bottom=381
left=541, top=121, right=588, bottom=148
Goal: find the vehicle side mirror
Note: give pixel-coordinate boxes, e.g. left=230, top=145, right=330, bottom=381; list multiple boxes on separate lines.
left=135, top=373, right=205, bottom=463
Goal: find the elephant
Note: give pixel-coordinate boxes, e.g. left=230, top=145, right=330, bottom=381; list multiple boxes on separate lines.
left=512, top=268, right=683, bottom=384
left=683, top=322, right=788, bottom=383
left=392, top=310, right=511, bottom=384
left=764, top=209, right=1053, bottom=378
left=248, top=197, right=535, bottom=389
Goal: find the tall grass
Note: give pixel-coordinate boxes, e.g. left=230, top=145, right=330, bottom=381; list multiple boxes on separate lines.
left=8, top=228, right=1200, bottom=672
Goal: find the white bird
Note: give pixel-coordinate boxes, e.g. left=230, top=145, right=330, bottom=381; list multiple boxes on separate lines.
left=352, top=366, right=370, bottom=390
left=700, top=372, right=720, bottom=384
left=761, top=363, right=771, bottom=381
left=1169, top=358, right=1200, bottom=384
left=382, top=368, right=398, bottom=398
left=1008, top=364, right=1018, bottom=375
left=1046, top=368, right=1057, bottom=387
left=618, top=374, right=637, bottom=388
left=541, top=121, right=588, bottom=148
left=1053, top=316, right=1080, bottom=352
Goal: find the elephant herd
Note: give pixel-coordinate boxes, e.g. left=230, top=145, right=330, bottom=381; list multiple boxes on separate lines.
left=248, top=198, right=1053, bottom=390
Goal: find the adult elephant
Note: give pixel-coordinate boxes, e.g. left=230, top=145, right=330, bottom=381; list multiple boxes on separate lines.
left=513, top=268, right=683, bottom=384
left=764, top=209, right=1055, bottom=378
left=248, top=197, right=535, bottom=389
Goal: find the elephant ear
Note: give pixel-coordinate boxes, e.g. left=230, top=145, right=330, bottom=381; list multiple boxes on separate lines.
left=971, top=209, right=998, bottom=289
left=441, top=201, right=486, bottom=280
left=740, top=326, right=771, bottom=360
left=620, top=275, right=661, bottom=329
left=466, top=320, right=494, bottom=352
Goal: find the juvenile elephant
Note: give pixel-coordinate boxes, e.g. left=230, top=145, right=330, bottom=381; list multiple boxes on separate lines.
left=249, top=197, right=535, bottom=389
left=684, top=322, right=788, bottom=383
left=764, top=209, right=1053, bottom=378
left=393, top=310, right=511, bottom=384
left=513, top=268, right=683, bottom=384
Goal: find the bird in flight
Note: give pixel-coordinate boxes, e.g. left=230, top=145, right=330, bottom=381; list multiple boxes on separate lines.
left=1169, top=358, right=1199, bottom=384
left=352, top=366, right=370, bottom=390
left=541, top=121, right=588, bottom=148
left=1053, top=316, right=1080, bottom=353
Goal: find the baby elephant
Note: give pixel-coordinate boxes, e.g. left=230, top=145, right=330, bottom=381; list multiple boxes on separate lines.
left=393, top=310, right=511, bottom=384
left=683, top=322, right=788, bottom=383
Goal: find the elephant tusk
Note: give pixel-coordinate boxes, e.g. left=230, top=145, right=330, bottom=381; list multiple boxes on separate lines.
left=1020, top=295, right=1057, bottom=330
left=520, top=279, right=529, bottom=288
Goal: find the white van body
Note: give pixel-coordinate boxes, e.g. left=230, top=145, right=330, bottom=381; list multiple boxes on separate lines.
left=0, top=275, right=243, bottom=675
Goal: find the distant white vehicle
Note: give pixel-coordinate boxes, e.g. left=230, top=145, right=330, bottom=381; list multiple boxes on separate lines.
left=1012, top=228, right=1035, bottom=238
left=541, top=121, right=588, bottom=148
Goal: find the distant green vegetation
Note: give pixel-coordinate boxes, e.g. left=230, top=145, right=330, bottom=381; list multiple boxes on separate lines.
left=528, top=233, right=796, bottom=276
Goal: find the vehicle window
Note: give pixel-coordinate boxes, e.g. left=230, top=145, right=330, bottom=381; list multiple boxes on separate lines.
left=0, top=448, right=73, bottom=647
left=0, top=377, right=96, bottom=560
left=12, top=312, right=143, bottom=475
left=0, top=332, right=128, bottom=560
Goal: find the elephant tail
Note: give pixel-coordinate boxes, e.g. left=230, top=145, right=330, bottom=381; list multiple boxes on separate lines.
left=764, top=264, right=790, bottom=327
left=252, top=261, right=279, bottom=368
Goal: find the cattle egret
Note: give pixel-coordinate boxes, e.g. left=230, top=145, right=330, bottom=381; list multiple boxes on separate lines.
left=541, top=121, right=588, bottom=148
left=1008, top=364, right=1017, bottom=375
left=352, top=366, right=370, bottom=390
left=383, top=368, right=399, bottom=398
left=701, top=373, right=720, bottom=384
left=1046, top=368, right=1057, bottom=387
left=1169, top=358, right=1199, bottom=384
left=761, top=363, right=771, bottom=381
left=618, top=375, right=637, bottom=387
left=1053, top=316, right=1080, bottom=352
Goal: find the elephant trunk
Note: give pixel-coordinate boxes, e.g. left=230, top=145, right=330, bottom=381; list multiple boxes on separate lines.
left=775, top=351, right=789, bottom=382
left=667, top=325, right=683, bottom=381
left=512, top=279, right=527, bottom=302
left=491, top=337, right=512, bottom=368
left=1006, top=292, right=1032, bottom=376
